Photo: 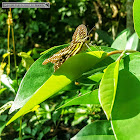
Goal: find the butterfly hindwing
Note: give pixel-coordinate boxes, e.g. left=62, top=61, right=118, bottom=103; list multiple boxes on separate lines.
left=42, top=46, right=71, bottom=65
left=42, top=24, right=88, bottom=71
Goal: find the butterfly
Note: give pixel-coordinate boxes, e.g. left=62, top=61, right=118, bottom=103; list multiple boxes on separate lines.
left=42, top=24, right=92, bottom=72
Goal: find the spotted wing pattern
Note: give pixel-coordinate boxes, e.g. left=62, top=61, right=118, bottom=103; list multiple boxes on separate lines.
left=42, top=24, right=88, bottom=71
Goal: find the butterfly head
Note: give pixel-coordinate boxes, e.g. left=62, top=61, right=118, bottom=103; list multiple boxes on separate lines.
left=72, top=24, right=88, bottom=43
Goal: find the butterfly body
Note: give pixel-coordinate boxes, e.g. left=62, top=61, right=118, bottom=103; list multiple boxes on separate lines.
left=42, top=24, right=88, bottom=71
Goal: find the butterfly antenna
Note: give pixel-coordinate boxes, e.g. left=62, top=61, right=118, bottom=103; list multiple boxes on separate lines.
left=88, top=25, right=96, bottom=36
left=85, top=43, right=92, bottom=51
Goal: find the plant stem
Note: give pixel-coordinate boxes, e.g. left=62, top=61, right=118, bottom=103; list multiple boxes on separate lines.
left=11, top=25, right=18, bottom=84
left=116, top=50, right=127, bottom=61
left=19, top=116, right=23, bottom=140
left=7, top=19, right=10, bottom=75
left=107, top=49, right=137, bottom=57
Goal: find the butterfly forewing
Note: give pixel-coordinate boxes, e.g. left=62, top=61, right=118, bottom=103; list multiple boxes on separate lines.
left=42, top=24, right=88, bottom=71
left=42, top=46, right=71, bottom=65
left=71, top=24, right=87, bottom=43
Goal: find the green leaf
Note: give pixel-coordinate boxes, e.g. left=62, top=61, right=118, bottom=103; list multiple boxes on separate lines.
left=133, top=0, right=140, bottom=38
left=88, top=46, right=120, bottom=73
left=18, top=52, right=34, bottom=70
left=40, top=43, right=69, bottom=55
left=96, top=29, right=113, bottom=45
left=71, top=120, right=115, bottom=140
left=111, top=29, right=129, bottom=50
left=60, top=82, right=80, bottom=92
left=125, top=33, right=139, bottom=50
left=111, top=52, right=140, bottom=139
left=72, top=114, right=87, bottom=126
left=88, top=73, right=103, bottom=82
left=0, top=122, right=6, bottom=135
left=2, top=52, right=10, bottom=59
left=0, top=101, right=13, bottom=115
left=57, top=89, right=99, bottom=109
left=78, top=73, right=103, bottom=85
left=99, top=60, right=119, bottom=120
left=0, top=115, right=7, bottom=135
left=72, top=136, right=115, bottom=140
left=0, top=88, right=6, bottom=95
left=1, top=74, right=15, bottom=93
left=7, top=51, right=107, bottom=125
left=9, top=44, right=69, bottom=114
left=52, top=110, right=62, bottom=125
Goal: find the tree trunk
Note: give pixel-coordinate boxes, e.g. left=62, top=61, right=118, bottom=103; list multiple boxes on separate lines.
left=126, top=0, right=134, bottom=35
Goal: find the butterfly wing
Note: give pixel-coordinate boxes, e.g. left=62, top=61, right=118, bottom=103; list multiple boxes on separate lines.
left=42, top=24, right=88, bottom=71
left=42, top=46, right=71, bottom=65
left=64, top=24, right=88, bottom=59
left=72, top=24, right=87, bottom=43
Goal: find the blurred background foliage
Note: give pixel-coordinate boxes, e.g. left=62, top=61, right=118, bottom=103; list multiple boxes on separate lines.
left=0, top=0, right=128, bottom=80
left=0, top=0, right=134, bottom=139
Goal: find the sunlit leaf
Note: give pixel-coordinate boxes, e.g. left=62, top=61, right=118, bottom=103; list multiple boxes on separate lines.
left=9, top=44, right=68, bottom=113
left=125, top=33, right=139, bottom=50
left=99, top=60, right=119, bottom=120
left=78, top=73, right=103, bottom=85
left=2, top=52, right=10, bottom=59
left=0, top=88, right=7, bottom=95
left=111, top=52, right=140, bottom=139
left=0, top=101, right=13, bottom=115
left=18, top=52, right=34, bottom=70
left=57, top=89, right=99, bottom=110
left=111, top=29, right=129, bottom=50
left=1, top=74, right=15, bottom=93
left=71, top=120, right=115, bottom=140
left=7, top=51, right=107, bottom=125
left=133, top=0, right=140, bottom=38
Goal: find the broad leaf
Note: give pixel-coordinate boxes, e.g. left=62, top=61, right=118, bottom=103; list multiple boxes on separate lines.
left=1, top=74, right=15, bottom=93
left=0, top=88, right=6, bottom=95
left=99, top=60, right=119, bottom=120
left=133, top=0, right=140, bottom=38
left=111, top=52, right=140, bottom=140
left=125, top=33, right=139, bottom=50
left=9, top=44, right=69, bottom=113
left=57, top=89, right=99, bottom=109
left=0, top=122, right=6, bottom=135
left=111, top=29, right=129, bottom=50
left=0, top=115, right=7, bottom=135
left=7, top=51, right=107, bottom=125
left=18, top=52, right=34, bottom=70
left=96, top=29, right=113, bottom=45
left=78, top=73, right=103, bottom=85
left=71, top=120, right=115, bottom=140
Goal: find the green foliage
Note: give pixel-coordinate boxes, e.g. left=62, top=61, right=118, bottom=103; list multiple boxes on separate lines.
left=99, top=60, right=119, bottom=120
left=96, top=29, right=113, bottom=45
left=17, top=52, right=34, bottom=70
left=133, top=0, right=140, bottom=38
left=57, top=89, right=99, bottom=110
left=111, top=29, right=128, bottom=50
left=71, top=121, right=115, bottom=140
left=9, top=44, right=68, bottom=113
left=1, top=0, right=140, bottom=139
left=111, top=53, right=140, bottom=139
left=7, top=50, right=107, bottom=125
left=125, top=33, right=139, bottom=50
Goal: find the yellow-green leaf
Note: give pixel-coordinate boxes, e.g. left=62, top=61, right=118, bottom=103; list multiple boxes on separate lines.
left=99, top=60, right=119, bottom=120
left=7, top=51, right=107, bottom=125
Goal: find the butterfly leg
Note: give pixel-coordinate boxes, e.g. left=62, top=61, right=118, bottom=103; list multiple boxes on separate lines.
left=85, top=43, right=92, bottom=51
